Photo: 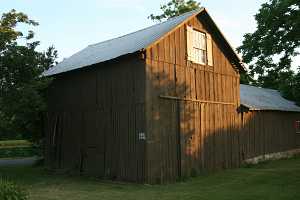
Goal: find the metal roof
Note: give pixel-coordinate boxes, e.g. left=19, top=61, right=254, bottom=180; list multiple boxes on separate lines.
left=44, top=9, right=203, bottom=76
left=44, top=7, right=246, bottom=76
left=240, top=84, right=300, bottom=112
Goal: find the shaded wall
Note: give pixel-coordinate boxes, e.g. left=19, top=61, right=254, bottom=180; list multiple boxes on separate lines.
left=45, top=55, right=146, bottom=182
left=241, top=111, right=300, bottom=160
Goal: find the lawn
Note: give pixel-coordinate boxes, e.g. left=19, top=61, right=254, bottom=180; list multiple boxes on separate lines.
left=0, top=140, right=32, bottom=148
left=0, top=140, right=39, bottom=158
left=0, top=157, right=300, bottom=200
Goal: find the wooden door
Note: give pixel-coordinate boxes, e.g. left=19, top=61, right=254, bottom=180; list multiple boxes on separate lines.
left=157, top=99, right=181, bottom=182
left=54, top=113, right=64, bottom=169
left=178, top=102, right=204, bottom=177
left=46, top=113, right=63, bottom=169
left=82, top=111, right=105, bottom=177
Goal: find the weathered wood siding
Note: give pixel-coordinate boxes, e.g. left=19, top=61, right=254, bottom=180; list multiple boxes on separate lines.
left=145, top=13, right=241, bottom=183
left=45, top=55, right=146, bottom=182
left=241, top=111, right=300, bottom=160
left=45, top=12, right=300, bottom=184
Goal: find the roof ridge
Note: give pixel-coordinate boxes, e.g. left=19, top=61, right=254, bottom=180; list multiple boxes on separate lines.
left=88, top=8, right=202, bottom=48
left=241, top=84, right=279, bottom=92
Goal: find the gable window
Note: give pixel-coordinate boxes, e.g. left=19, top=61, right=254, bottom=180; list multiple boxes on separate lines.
left=296, top=121, right=300, bottom=134
left=187, top=26, right=213, bottom=66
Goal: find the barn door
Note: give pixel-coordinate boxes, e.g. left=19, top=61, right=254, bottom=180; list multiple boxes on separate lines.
left=153, top=98, right=181, bottom=182
left=81, top=111, right=105, bottom=177
left=155, top=98, right=204, bottom=181
left=46, top=113, right=64, bottom=169
left=178, top=102, right=204, bottom=177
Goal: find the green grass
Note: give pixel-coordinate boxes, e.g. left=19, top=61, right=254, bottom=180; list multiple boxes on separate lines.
left=0, top=147, right=39, bottom=158
left=0, top=140, right=32, bottom=148
left=0, top=140, right=39, bottom=158
left=0, top=156, right=300, bottom=200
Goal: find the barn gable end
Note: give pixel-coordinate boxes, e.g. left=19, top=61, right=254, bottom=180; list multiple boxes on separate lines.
left=144, top=11, right=242, bottom=183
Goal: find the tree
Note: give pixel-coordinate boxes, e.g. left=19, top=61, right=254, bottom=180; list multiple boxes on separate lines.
left=149, top=0, right=200, bottom=22
left=0, top=9, right=57, bottom=141
left=292, top=70, right=300, bottom=104
left=237, top=0, right=300, bottom=103
left=280, top=68, right=300, bottom=105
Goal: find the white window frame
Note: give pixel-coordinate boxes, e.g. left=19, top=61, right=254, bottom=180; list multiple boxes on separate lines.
left=187, top=26, right=213, bottom=66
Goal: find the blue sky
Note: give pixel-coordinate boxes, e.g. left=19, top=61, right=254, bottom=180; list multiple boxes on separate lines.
left=0, top=0, right=268, bottom=61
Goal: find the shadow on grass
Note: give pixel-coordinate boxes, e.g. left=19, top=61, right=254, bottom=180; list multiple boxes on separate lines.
left=0, top=156, right=300, bottom=200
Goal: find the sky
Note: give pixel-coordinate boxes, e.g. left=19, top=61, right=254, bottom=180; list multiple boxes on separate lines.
left=0, top=0, right=282, bottom=63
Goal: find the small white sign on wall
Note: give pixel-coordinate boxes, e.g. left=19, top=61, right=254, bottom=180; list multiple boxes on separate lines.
left=138, top=132, right=146, bottom=140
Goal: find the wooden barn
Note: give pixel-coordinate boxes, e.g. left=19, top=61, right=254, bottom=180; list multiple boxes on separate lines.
left=239, top=85, right=300, bottom=160
left=44, top=8, right=300, bottom=184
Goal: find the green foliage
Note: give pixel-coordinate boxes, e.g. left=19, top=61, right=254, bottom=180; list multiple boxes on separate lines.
left=0, top=9, right=57, bottom=141
left=0, top=129, right=23, bottom=140
left=149, top=0, right=200, bottom=22
left=240, top=72, right=254, bottom=84
left=292, top=70, right=300, bottom=104
left=238, top=0, right=300, bottom=104
left=0, top=146, right=39, bottom=158
left=0, top=140, right=39, bottom=158
left=280, top=68, right=300, bottom=105
left=0, top=179, right=28, bottom=200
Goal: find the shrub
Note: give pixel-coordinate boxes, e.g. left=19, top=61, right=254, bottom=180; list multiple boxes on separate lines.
left=0, top=147, right=40, bottom=159
left=0, top=179, right=28, bottom=200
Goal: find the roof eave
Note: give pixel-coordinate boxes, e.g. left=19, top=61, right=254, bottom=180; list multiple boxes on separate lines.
left=241, top=103, right=300, bottom=113
left=44, top=51, right=142, bottom=77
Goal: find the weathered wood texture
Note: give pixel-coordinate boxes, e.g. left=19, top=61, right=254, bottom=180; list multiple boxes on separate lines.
left=145, top=13, right=241, bottom=183
left=45, top=55, right=146, bottom=182
left=45, top=12, right=300, bottom=184
left=144, top=13, right=300, bottom=184
left=241, top=111, right=300, bottom=160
